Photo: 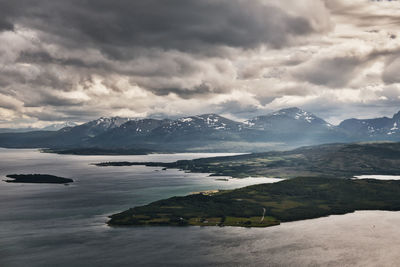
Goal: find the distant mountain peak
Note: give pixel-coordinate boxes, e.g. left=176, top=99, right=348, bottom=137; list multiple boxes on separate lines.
left=339, top=110, right=400, bottom=138
left=270, top=107, right=318, bottom=123
left=393, top=111, right=400, bottom=121
left=244, top=107, right=334, bottom=133
left=89, top=116, right=131, bottom=127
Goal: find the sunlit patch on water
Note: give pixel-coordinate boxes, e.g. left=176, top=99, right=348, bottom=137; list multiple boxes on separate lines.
left=353, top=175, right=400, bottom=180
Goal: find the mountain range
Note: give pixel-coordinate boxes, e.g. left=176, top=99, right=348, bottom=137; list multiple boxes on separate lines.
left=1, top=107, right=400, bottom=153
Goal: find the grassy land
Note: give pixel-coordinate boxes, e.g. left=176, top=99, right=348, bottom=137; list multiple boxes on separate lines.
left=108, top=177, right=400, bottom=227
left=96, top=142, right=400, bottom=178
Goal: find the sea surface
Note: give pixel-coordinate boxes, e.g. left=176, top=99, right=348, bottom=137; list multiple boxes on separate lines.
left=1, top=148, right=400, bottom=267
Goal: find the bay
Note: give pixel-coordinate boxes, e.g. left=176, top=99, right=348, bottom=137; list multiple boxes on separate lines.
left=1, top=148, right=400, bottom=267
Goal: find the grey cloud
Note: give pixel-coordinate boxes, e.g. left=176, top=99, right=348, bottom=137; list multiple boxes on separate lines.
left=294, top=56, right=364, bottom=88
left=24, top=109, right=69, bottom=122
left=23, top=93, right=85, bottom=108
left=0, top=0, right=331, bottom=112
left=149, top=83, right=216, bottom=99
left=0, top=95, right=21, bottom=110
left=325, top=0, right=400, bottom=28
left=214, top=100, right=260, bottom=116
left=18, top=51, right=98, bottom=69
left=0, top=19, right=13, bottom=32
left=6, top=0, right=325, bottom=57
left=293, top=48, right=400, bottom=88
left=382, top=57, right=400, bottom=84
left=0, top=1, right=15, bottom=31
left=25, top=106, right=104, bottom=122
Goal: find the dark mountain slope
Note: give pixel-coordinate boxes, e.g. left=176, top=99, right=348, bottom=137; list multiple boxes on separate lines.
left=339, top=111, right=400, bottom=139
left=245, top=107, right=348, bottom=143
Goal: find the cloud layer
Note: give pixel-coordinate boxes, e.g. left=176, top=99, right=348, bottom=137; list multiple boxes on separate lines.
left=0, top=0, right=400, bottom=127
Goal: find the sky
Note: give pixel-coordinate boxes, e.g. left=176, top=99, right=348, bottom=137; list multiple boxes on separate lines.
left=0, top=0, right=400, bottom=127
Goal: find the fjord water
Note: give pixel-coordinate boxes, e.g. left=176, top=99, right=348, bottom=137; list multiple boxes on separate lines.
left=1, top=149, right=400, bottom=266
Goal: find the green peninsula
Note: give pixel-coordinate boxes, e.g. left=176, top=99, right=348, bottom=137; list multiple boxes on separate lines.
left=108, top=177, right=400, bottom=227
left=5, top=174, right=74, bottom=184
left=103, top=142, right=400, bottom=228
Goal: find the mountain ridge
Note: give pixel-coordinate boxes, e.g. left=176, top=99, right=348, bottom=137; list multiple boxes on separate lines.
left=1, top=107, right=400, bottom=152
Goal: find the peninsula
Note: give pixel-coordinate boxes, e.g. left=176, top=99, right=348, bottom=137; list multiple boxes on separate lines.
left=108, top=177, right=400, bottom=227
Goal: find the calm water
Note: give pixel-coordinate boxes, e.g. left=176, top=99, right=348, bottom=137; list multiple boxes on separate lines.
left=1, top=149, right=400, bottom=266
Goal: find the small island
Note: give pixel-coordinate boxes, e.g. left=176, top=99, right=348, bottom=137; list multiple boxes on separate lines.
left=108, top=177, right=400, bottom=228
left=5, top=174, right=74, bottom=184
left=42, top=147, right=153, bottom=155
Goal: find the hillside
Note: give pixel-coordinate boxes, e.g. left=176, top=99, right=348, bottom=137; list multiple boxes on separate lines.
left=339, top=111, right=400, bottom=139
left=95, top=142, right=400, bottom=178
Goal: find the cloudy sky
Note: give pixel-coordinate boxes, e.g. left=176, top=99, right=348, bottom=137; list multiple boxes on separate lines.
left=1, top=0, right=400, bottom=127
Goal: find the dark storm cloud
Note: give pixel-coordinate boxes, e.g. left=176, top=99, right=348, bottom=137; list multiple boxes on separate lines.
left=4, top=0, right=319, bottom=57
left=23, top=92, right=85, bottom=108
left=0, top=0, right=330, bottom=113
left=0, top=1, right=15, bottom=31
left=150, top=83, right=217, bottom=99
left=0, top=19, right=13, bottom=32
left=293, top=48, right=400, bottom=88
left=18, top=51, right=95, bottom=69
left=294, top=56, right=364, bottom=88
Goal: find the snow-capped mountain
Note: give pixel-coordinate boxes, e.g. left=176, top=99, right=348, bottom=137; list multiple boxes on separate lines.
left=339, top=111, right=400, bottom=139
left=245, top=107, right=333, bottom=130
left=87, top=118, right=171, bottom=147
left=85, top=114, right=246, bottom=148
left=146, top=114, right=245, bottom=142
left=3, top=108, right=400, bottom=151
left=156, top=114, right=242, bottom=133
left=243, top=108, right=344, bottom=143
left=50, top=117, right=133, bottom=147
left=118, top=119, right=169, bottom=134
left=62, top=117, right=131, bottom=137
